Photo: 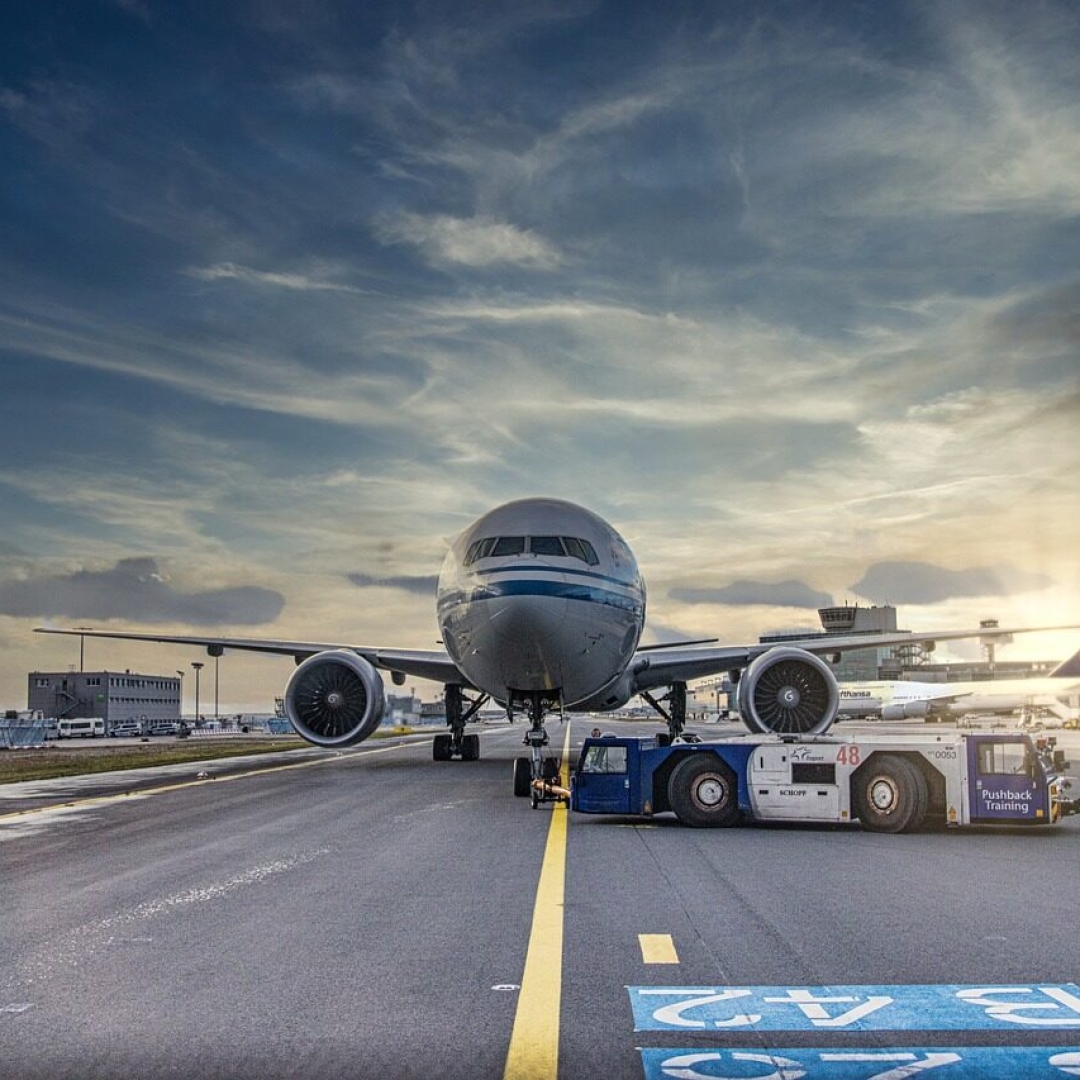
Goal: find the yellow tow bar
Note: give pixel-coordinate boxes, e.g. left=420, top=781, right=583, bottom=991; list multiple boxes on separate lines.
left=532, top=779, right=570, bottom=801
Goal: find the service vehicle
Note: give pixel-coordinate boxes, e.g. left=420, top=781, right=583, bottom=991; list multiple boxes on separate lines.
left=56, top=718, right=106, bottom=739
left=109, top=721, right=145, bottom=738
left=568, top=730, right=1071, bottom=831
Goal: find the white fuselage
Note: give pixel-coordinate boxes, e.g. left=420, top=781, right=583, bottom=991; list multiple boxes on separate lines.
left=839, top=675, right=1080, bottom=716
left=436, top=498, right=646, bottom=707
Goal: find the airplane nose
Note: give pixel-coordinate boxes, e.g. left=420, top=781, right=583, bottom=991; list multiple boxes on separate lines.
left=490, top=590, right=568, bottom=642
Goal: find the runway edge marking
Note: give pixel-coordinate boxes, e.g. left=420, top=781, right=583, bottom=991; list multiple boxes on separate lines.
left=503, top=723, right=572, bottom=1080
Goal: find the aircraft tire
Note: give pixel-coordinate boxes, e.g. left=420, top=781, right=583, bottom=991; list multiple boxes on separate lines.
left=461, top=733, right=480, bottom=761
left=513, top=757, right=532, bottom=797
left=667, top=755, right=740, bottom=828
left=853, top=755, right=928, bottom=833
left=433, top=734, right=452, bottom=761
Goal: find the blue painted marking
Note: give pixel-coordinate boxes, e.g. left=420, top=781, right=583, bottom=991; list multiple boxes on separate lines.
left=628, top=984, right=1080, bottom=1032
left=640, top=1046, right=1080, bottom=1079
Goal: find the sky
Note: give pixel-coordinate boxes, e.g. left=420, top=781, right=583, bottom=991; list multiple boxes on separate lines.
left=1, top=0, right=1078, bottom=713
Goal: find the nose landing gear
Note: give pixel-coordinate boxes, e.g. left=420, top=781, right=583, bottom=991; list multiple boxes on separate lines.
left=509, top=689, right=567, bottom=806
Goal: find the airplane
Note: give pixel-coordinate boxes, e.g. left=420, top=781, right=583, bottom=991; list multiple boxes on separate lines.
left=837, top=647, right=1080, bottom=723
left=34, top=497, right=1080, bottom=798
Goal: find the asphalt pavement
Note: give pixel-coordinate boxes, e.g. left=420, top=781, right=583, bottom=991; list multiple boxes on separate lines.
left=2, top=721, right=1078, bottom=1079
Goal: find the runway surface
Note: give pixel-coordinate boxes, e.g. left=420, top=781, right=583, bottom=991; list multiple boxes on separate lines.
left=2, top=721, right=1079, bottom=1078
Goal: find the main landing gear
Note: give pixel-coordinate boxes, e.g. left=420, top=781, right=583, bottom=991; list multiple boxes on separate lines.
left=432, top=683, right=489, bottom=762
left=509, top=690, right=567, bottom=807
left=640, top=681, right=689, bottom=745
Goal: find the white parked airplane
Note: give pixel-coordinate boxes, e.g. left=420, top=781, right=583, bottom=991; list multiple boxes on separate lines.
left=838, top=648, right=1080, bottom=722
left=35, top=497, right=1080, bottom=796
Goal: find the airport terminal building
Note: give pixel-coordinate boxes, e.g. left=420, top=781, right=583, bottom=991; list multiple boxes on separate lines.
left=28, top=670, right=181, bottom=725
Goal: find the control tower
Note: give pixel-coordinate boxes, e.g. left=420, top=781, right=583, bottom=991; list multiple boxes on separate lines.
left=817, top=604, right=898, bottom=634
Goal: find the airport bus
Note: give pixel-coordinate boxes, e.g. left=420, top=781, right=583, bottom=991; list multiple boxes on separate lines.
left=56, top=718, right=106, bottom=739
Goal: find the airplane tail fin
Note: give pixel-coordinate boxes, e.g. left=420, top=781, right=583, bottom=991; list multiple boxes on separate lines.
left=1050, top=646, right=1080, bottom=678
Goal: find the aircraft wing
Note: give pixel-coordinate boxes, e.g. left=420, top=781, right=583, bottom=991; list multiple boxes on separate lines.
left=628, top=624, right=1080, bottom=694
left=33, top=627, right=464, bottom=687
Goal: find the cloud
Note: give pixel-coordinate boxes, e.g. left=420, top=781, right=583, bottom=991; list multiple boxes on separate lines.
left=852, top=561, right=1056, bottom=605
left=347, top=572, right=439, bottom=596
left=0, top=558, right=284, bottom=625
left=671, top=581, right=834, bottom=610
left=375, top=213, right=562, bottom=269
left=184, top=262, right=376, bottom=295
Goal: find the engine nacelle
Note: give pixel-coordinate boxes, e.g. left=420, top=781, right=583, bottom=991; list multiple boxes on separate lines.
left=737, top=647, right=840, bottom=736
left=881, top=701, right=935, bottom=722
left=284, top=650, right=386, bottom=747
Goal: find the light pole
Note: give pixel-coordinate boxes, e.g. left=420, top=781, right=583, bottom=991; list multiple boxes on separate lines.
left=191, top=662, right=204, bottom=726
left=176, top=670, right=185, bottom=722
left=74, top=626, right=93, bottom=672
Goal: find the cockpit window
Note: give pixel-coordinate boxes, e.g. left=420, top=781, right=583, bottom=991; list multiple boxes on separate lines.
left=464, top=535, right=599, bottom=565
left=562, top=536, right=599, bottom=565
left=463, top=538, right=498, bottom=565
left=491, top=536, right=526, bottom=557
left=529, top=536, right=566, bottom=557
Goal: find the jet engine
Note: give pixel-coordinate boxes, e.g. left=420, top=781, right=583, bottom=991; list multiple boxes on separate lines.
left=882, top=701, right=935, bottom=722
left=737, top=647, right=840, bottom=736
left=284, top=650, right=387, bottom=747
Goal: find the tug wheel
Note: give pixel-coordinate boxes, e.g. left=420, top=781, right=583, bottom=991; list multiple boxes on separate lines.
left=668, top=755, right=740, bottom=828
left=853, top=755, right=928, bottom=833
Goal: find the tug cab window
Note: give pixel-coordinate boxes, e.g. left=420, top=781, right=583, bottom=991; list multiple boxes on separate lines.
left=978, top=741, right=1031, bottom=777
left=580, top=743, right=628, bottom=774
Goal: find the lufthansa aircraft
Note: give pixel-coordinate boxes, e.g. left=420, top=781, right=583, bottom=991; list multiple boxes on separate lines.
left=837, top=647, right=1080, bottom=722
left=35, top=497, right=1076, bottom=797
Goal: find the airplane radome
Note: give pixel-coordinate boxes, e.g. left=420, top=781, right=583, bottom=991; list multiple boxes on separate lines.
left=34, top=497, right=1079, bottom=799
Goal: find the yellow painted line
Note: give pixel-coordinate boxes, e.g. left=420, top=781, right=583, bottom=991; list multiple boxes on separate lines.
left=503, top=723, right=572, bottom=1080
left=0, top=740, right=417, bottom=824
left=639, top=933, right=680, bottom=965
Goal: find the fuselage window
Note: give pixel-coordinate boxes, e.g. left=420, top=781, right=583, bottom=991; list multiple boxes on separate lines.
left=491, top=536, right=526, bottom=557
left=464, top=540, right=482, bottom=566
left=529, top=536, right=566, bottom=557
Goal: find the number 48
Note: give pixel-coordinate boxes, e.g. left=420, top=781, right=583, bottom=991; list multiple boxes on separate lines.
left=837, top=745, right=861, bottom=766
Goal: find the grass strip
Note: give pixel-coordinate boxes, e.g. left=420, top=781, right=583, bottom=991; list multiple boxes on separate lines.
left=0, top=726, right=421, bottom=785
left=0, top=739, right=312, bottom=784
